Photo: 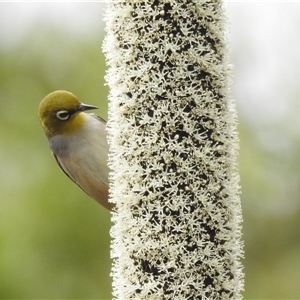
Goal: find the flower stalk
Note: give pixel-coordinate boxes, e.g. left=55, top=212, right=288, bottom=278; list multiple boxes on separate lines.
left=103, top=1, right=243, bottom=299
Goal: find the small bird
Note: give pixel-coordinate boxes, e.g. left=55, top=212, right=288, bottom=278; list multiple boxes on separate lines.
left=38, top=90, right=113, bottom=211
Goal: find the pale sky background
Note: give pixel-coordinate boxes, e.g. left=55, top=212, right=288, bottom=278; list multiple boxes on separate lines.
left=0, top=1, right=299, bottom=142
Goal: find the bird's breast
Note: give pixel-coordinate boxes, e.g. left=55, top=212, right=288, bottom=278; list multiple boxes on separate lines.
left=49, top=115, right=109, bottom=188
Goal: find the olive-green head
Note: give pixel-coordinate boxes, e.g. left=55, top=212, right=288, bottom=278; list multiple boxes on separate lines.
left=38, top=90, right=97, bottom=137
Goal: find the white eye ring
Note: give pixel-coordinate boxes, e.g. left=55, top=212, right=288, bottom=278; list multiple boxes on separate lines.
left=56, top=110, right=70, bottom=120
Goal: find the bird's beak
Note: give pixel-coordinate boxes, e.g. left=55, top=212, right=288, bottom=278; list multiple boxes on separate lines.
left=77, top=103, right=98, bottom=112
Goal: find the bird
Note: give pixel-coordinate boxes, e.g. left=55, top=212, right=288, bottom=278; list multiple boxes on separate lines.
left=38, top=90, right=113, bottom=211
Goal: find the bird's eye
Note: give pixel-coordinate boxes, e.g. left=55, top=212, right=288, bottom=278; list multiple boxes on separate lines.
left=56, top=110, right=70, bottom=120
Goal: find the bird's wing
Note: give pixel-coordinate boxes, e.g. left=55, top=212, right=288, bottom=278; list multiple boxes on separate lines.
left=53, top=152, right=86, bottom=193
left=89, top=113, right=107, bottom=125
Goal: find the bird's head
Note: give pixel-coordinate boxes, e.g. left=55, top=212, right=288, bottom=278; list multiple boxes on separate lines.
left=38, top=90, right=98, bottom=137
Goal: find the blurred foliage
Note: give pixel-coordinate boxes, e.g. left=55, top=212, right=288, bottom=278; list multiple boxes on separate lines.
left=1, top=5, right=300, bottom=300
left=0, top=16, right=111, bottom=300
left=239, top=120, right=300, bottom=299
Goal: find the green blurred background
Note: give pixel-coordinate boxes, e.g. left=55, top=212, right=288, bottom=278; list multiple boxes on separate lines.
left=0, top=2, right=299, bottom=299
